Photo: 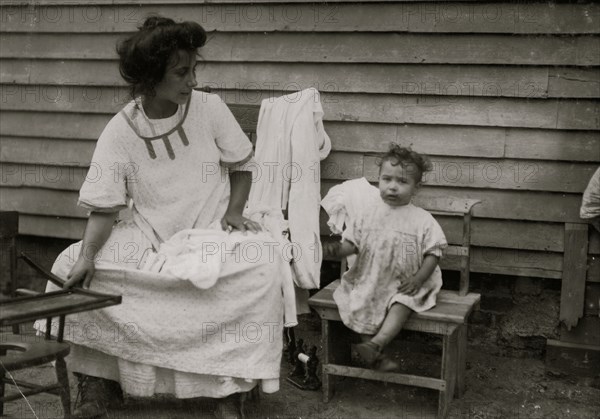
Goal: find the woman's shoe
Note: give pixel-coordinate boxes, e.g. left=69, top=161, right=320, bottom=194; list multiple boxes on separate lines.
left=214, top=393, right=242, bottom=419
left=73, top=374, right=124, bottom=419
left=214, top=387, right=259, bottom=419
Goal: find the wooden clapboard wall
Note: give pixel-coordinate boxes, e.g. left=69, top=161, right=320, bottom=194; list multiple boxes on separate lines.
left=1, top=1, right=599, bottom=289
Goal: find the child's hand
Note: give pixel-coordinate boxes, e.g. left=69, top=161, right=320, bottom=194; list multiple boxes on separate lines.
left=397, top=276, right=423, bottom=296
left=322, top=241, right=341, bottom=259
left=322, top=240, right=357, bottom=259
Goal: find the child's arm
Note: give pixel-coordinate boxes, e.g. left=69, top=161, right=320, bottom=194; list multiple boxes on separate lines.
left=397, top=254, right=439, bottom=296
left=322, top=239, right=358, bottom=260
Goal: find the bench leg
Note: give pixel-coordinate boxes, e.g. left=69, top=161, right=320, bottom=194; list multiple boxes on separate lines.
left=438, top=328, right=458, bottom=419
left=455, top=324, right=467, bottom=398
left=55, top=356, right=71, bottom=419
left=322, top=319, right=352, bottom=403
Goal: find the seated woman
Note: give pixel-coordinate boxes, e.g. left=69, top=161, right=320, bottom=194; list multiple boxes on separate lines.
left=41, top=16, right=291, bottom=419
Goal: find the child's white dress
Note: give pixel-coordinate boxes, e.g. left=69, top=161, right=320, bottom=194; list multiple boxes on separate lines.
left=333, top=200, right=447, bottom=334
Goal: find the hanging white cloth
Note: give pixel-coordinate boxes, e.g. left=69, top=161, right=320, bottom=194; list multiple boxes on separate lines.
left=246, top=88, right=331, bottom=290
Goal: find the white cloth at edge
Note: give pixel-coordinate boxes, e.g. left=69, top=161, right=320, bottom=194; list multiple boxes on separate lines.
left=580, top=167, right=600, bottom=220
left=140, top=227, right=298, bottom=327
left=321, top=177, right=381, bottom=268
left=246, top=87, right=332, bottom=290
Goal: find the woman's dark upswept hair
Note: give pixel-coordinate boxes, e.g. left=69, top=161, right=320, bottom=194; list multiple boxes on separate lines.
left=117, top=16, right=207, bottom=99
left=378, top=143, right=432, bottom=183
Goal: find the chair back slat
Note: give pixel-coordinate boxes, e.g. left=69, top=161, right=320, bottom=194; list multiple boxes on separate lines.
left=1, top=212, right=19, bottom=320
left=413, top=196, right=481, bottom=215
left=0, top=211, right=19, bottom=239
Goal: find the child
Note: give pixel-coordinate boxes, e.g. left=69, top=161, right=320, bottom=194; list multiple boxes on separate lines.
left=327, top=144, right=447, bottom=371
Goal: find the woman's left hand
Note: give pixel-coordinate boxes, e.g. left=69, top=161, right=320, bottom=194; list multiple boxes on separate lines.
left=397, top=276, right=423, bottom=296
left=221, top=213, right=262, bottom=234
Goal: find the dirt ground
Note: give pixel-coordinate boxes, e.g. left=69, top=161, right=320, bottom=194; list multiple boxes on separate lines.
left=3, top=318, right=600, bottom=419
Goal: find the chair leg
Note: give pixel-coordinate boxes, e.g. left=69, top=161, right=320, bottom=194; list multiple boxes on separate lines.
left=455, top=324, right=467, bottom=398
left=55, top=356, right=71, bottom=419
left=438, top=328, right=458, bottom=419
left=321, top=320, right=352, bottom=403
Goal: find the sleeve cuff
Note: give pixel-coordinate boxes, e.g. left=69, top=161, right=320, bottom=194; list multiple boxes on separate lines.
left=78, top=199, right=127, bottom=213
left=221, top=151, right=254, bottom=171
left=425, top=242, right=448, bottom=259
left=341, top=228, right=358, bottom=248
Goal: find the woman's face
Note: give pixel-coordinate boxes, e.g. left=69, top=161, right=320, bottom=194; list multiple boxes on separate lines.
left=153, top=49, right=198, bottom=106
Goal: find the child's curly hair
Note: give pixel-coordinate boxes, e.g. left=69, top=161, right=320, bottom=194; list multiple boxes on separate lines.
left=378, top=143, right=432, bottom=183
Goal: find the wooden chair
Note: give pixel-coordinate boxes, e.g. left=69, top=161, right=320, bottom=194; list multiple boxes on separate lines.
left=0, top=211, right=71, bottom=417
left=308, top=197, right=481, bottom=419
left=0, top=211, right=121, bottom=418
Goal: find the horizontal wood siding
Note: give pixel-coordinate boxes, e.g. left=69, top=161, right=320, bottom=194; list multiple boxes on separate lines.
left=1, top=1, right=598, bottom=283
left=2, top=60, right=599, bottom=99
left=3, top=33, right=600, bottom=66
left=1, top=3, right=599, bottom=34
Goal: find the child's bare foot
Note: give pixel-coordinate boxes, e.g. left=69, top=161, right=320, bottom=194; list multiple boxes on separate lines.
left=354, top=341, right=400, bottom=372
left=376, top=355, right=400, bottom=372
left=354, top=341, right=382, bottom=367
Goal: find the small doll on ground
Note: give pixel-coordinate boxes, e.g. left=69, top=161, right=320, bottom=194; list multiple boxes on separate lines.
left=325, top=144, right=447, bottom=371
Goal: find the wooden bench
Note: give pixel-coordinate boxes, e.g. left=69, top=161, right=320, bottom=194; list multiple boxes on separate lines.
left=308, top=197, right=481, bottom=419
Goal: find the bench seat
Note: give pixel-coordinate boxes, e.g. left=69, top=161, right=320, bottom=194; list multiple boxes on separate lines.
left=310, top=280, right=480, bottom=328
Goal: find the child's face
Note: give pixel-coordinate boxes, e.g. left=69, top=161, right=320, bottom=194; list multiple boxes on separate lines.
left=378, top=160, right=420, bottom=207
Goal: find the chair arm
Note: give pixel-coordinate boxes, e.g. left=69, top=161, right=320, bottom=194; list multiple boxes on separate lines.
left=19, top=252, right=66, bottom=288
left=15, top=288, right=41, bottom=297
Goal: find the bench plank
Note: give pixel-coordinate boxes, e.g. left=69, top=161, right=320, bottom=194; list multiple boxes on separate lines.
left=324, top=363, right=446, bottom=391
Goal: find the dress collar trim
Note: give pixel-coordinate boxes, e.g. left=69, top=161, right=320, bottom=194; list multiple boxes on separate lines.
left=120, top=94, right=192, bottom=140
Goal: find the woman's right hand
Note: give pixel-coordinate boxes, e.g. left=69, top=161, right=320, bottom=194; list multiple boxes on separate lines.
left=64, top=256, right=96, bottom=289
